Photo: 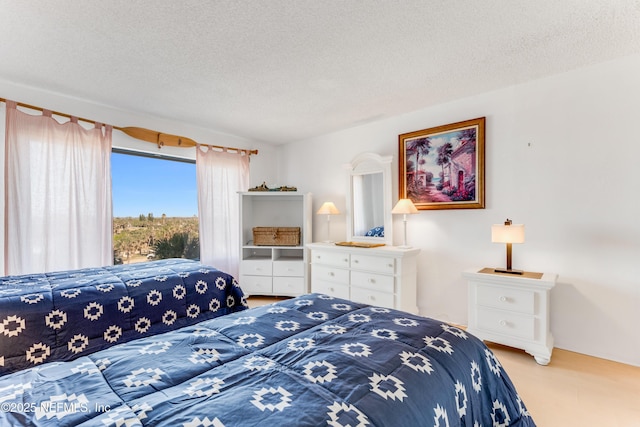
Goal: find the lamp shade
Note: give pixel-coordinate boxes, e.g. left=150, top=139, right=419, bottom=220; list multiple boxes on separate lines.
left=491, top=223, right=525, bottom=243
left=391, top=199, right=418, bottom=215
left=317, top=201, right=340, bottom=215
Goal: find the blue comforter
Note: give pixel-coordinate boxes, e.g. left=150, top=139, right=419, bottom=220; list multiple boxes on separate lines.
left=0, top=294, right=535, bottom=426
left=0, top=259, right=246, bottom=376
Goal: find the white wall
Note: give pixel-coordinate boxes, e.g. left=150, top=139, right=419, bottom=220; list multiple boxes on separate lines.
left=280, top=53, right=640, bottom=366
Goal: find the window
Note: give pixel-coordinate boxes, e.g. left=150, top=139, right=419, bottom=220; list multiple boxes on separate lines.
left=111, top=151, right=199, bottom=264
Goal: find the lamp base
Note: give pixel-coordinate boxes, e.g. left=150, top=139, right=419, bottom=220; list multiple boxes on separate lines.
left=493, top=268, right=524, bottom=275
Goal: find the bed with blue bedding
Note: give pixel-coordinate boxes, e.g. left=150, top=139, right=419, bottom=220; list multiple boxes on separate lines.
left=0, top=292, right=535, bottom=426
left=0, top=258, right=246, bottom=376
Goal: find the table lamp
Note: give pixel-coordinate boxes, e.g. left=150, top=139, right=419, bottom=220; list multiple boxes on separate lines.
left=391, top=198, right=418, bottom=248
left=491, top=218, right=525, bottom=274
left=317, top=202, right=340, bottom=242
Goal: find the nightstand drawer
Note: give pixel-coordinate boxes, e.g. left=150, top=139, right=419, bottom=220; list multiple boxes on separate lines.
left=350, top=254, right=395, bottom=274
left=312, top=250, right=350, bottom=267
left=351, top=271, right=394, bottom=293
left=350, top=286, right=394, bottom=308
left=476, top=307, right=534, bottom=340
left=476, top=284, right=534, bottom=314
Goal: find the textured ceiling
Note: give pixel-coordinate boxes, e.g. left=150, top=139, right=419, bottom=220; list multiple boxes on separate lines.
left=1, top=1, right=639, bottom=144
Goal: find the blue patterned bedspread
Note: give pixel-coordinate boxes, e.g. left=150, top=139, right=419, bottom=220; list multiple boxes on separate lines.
left=0, top=259, right=246, bottom=376
left=0, top=294, right=535, bottom=426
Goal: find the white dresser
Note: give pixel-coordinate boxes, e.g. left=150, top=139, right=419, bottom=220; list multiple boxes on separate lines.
left=307, top=242, right=420, bottom=314
left=463, top=268, right=557, bottom=365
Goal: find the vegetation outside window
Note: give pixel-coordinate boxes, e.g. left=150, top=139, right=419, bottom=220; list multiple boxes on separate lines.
left=111, top=151, right=199, bottom=264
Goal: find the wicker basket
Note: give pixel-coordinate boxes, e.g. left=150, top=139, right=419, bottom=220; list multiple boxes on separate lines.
left=253, top=227, right=300, bottom=246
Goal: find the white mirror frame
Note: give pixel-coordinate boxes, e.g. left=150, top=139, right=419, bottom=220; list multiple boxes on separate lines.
left=345, top=153, right=393, bottom=245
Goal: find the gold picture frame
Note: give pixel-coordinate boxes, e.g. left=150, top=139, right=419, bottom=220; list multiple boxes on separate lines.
left=399, top=117, right=485, bottom=210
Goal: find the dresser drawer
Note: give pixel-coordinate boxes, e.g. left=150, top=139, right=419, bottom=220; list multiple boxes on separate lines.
left=350, top=254, right=395, bottom=274
left=476, top=307, right=534, bottom=340
left=273, top=276, right=306, bottom=295
left=312, top=280, right=350, bottom=300
left=311, top=250, right=350, bottom=268
left=312, top=265, right=349, bottom=284
left=476, top=284, right=535, bottom=315
left=273, top=260, right=304, bottom=277
left=350, top=286, right=394, bottom=309
left=350, top=271, right=394, bottom=293
left=240, top=275, right=273, bottom=295
left=240, top=260, right=273, bottom=276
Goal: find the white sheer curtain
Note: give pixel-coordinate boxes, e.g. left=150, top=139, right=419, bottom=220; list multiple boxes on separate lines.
left=5, top=101, right=113, bottom=275
left=196, top=147, right=249, bottom=279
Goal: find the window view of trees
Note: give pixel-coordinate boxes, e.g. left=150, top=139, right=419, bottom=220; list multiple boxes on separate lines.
left=113, top=216, right=199, bottom=264
left=112, top=151, right=199, bottom=264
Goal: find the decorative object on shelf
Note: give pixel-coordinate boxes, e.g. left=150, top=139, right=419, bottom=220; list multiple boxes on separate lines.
left=272, top=186, right=297, bottom=191
left=316, top=201, right=340, bottom=242
left=392, top=198, right=419, bottom=248
left=399, top=117, right=485, bottom=210
left=248, top=182, right=298, bottom=192
left=248, top=182, right=270, bottom=191
left=253, top=227, right=301, bottom=246
left=491, top=219, right=525, bottom=274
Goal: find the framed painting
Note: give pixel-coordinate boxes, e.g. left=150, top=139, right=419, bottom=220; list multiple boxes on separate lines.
left=399, top=117, right=485, bottom=210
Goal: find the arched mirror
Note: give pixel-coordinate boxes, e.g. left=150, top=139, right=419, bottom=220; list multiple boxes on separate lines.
left=345, top=153, right=393, bottom=245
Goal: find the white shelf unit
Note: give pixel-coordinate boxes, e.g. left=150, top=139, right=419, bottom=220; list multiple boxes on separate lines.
left=239, top=192, right=312, bottom=297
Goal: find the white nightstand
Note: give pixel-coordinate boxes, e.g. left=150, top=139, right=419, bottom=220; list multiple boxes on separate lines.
left=463, top=268, right=557, bottom=365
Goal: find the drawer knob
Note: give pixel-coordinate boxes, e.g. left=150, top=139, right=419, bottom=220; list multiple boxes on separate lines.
left=369, top=295, right=375, bottom=301
left=329, top=287, right=335, bottom=292
left=499, top=296, right=507, bottom=302
left=328, top=272, right=335, bottom=277
left=368, top=278, right=376, bottom=284
left=353, top=259, right=359, bottom=264
left=499, top=320, right=507, bottom=327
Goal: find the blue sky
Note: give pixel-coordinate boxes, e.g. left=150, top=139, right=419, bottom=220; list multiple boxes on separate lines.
left=111, top=152, right=198, bottom=218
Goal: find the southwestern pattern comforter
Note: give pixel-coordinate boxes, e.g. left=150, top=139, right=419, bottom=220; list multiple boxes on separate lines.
left=0, top=259, right=246, bottom=376
left=0, top=293, right=535, bottom=426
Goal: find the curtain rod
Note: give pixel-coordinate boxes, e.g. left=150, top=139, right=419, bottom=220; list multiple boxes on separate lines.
left=0, top=97, right=258, bottom=156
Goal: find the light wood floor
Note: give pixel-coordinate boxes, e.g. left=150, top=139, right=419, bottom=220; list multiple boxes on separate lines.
left=488, top=342, right=640, bottom=427
left=246, top=296, right=640, bottom=426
